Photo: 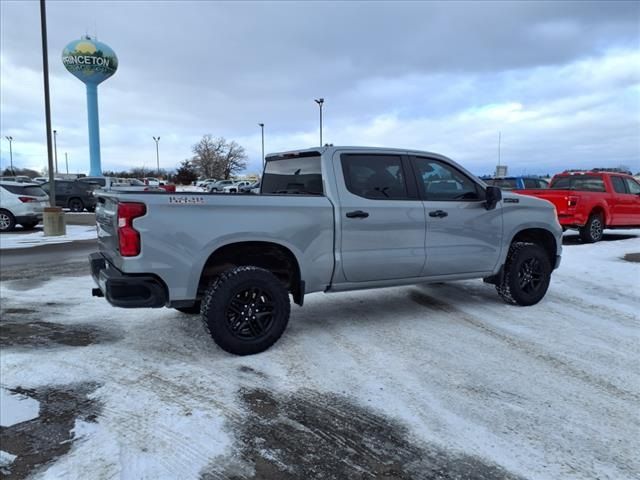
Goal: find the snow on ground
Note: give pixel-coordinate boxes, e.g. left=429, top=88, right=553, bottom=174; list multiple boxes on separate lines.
left=176, top=185, right=206, bottom=192
left=1, top=231, right=639, bottom=479
left=0, top=388, right=40, bottom=427
left=0, top=225, right=97, bottom=250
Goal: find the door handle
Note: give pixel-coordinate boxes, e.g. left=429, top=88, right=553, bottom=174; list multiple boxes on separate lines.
left=346, top=210, right=369, bottom=219
left=428, top=210, right=448, bottom=218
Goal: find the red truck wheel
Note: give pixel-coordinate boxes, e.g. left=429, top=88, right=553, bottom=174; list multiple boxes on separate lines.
left=579, top=213, right=604, bottom=243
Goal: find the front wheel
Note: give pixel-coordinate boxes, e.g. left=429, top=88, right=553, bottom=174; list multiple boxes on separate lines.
left=201, top=266, right=290, bottom=355
left=68, top=198, right=84, bottom=212
left=496, top=242, right=552, bottom=306
left=579, top=212, right=604, bottom=243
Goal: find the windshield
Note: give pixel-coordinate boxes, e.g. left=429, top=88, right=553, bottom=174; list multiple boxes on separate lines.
left=262, top=155, right=323, bottom=195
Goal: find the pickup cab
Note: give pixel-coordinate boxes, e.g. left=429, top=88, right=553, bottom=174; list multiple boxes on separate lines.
left=515, top=171, right=640, bottom=242
left=90, top=146, right=563, bottom=355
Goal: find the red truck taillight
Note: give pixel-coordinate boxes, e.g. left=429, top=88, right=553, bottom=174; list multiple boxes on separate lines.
left=118, top=202, right=146, bottom=257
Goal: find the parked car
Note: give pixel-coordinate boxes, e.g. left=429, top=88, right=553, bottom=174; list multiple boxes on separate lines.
left=197, top=178, right=217, bottom=188
left=0, top=181, right=49, bottom=231
left=40, top=180, right=97, bottom=212
left=515, top=170, right=640, bottom=242
left=32, top=177, right=49, bottom=184
left=222, top=181, right=252, bottom=193
left=91, top=146, right=562, bottom=356
left=208, top=180, right=236, bottom=192
left=143, top=177, right=166, bottom=187
left=239, top=181, right=260, bottom=193
left=78, top=177, right=176, bottom=193
left=487, top=177, right=549, bottom=190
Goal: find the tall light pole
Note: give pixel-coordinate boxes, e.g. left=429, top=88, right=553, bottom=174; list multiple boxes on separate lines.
left=4, top=136, right=13, bottom=175
left=152, top=136, right=160, bottom=176
left=258, top=123, right=265, bottom=169
left=65, top=152, right=69, bottom=174
left=314, top=98, right=324, bottom=146
left=40, top=0, right=56, bottom=208
left=53, top=129, right=58, bottom=174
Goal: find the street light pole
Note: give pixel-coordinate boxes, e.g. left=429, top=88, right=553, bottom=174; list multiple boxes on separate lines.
left=53, top=129, right=58, bottom=174
left=153, top=136, right=160, bottom=176
left=314, top=98, right=324, bottom=146
left=258, top=123, right=265, bottom=169
left=39, top=0, right=56, bottom=209
left=4, top=136, right=13, bottom=175
left=65, top=152, right=69, bottom=174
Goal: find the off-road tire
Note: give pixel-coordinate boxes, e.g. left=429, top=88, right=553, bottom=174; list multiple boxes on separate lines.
left=68, top=198, right=84, bottom=212
left=579, top=212, right=604, bottom=243
left=201, top=266, right=290, bottom=355
left=175, top=303, right=201, bottom=314
left=20, top=221, right=39, bottom=230
left=496, top=242, right=552, bottom=306
left=0, top=209, right=16, bottom=232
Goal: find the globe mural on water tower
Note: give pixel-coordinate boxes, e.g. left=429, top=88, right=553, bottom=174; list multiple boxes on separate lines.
left=62, top=36, right=118, bottom=176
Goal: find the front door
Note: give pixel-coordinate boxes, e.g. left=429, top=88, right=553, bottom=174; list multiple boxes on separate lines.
left=411, top=156, right=503, bottom=276
left=337, top=153, right=426, bottom=282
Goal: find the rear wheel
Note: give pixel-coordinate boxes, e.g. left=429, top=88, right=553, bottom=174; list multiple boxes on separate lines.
left=497, top=242, right=552, bottom=306
left=0, top=209, right=16, bottom=232
left=68, top=198, right=84, bottom=212
left=579, top=212, right=604, bottom=243
left=201, top=266, right=290, bottom=355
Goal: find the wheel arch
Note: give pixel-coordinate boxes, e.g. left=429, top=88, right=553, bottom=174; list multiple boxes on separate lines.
left=195, top=241, right=304, bottom=305
left=510, top=228, right=557, bottom=267
left=589, top=204, right=608, bottom=226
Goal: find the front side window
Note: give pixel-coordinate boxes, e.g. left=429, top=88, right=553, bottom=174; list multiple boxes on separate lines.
left=341, top=154, right=408, bottom=200
left=625, top=177, right=640, bottom=194
left=413, top=157, right=480, bottom=201
left=262, top=154, right=323, bottom=195
left=611, top=176, right=627, bottom=194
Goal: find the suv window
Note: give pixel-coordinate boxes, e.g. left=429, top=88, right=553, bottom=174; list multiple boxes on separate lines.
left=625, top=177, right=640, bottom=194
left=611, top=176, right=627, bottom=194
left=1, top=185, right=47, bottom=196
left=492, top=178, right=518, bottom=189
left=413, top=157, right=480, bottom=201
left=262, top=154, right=323, bottom=195
left=341, top=154, right=407, bottom=200
left=523, top=178, right=548, bottom=189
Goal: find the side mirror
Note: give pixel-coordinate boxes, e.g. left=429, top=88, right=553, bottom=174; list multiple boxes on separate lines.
left=485, top=186, right=502, bottom=210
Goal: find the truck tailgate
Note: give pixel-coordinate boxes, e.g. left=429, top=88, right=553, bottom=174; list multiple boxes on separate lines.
left=95, top=195, right=120, bottom=260
left=515, top=189, right=575, bottom=215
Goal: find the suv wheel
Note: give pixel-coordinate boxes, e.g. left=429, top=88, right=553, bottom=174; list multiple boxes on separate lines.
left=496, top=242, right=552, bottom=306
left=68, top=198, right=84, bottom=212
left=0, top=209, right=16, bottom=232
left=201, top=266, right=290, bottom=355
left=579, top=212, right=604, bottom=243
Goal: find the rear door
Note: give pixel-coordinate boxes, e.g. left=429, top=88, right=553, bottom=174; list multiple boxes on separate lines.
left=336, top=153, right=426, bottom=282
left=411, top=156, right=502, bottom=276
left=623, top=177, right=640, bottom=225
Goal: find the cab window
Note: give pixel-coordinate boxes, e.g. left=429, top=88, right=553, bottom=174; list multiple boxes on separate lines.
left=611, top=176, right=627, bottom=194
left=341, top=154, right=408, bottom=200
left=413, top=157, right=480, bottom=201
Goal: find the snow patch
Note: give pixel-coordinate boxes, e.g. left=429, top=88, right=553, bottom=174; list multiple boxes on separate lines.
left=0, top=387, right=40, bottom=426
left=0, top=225, right=97, bottom=250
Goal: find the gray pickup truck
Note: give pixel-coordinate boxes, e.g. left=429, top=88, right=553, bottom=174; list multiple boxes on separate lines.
left=91, top=146, right=562, bottom=355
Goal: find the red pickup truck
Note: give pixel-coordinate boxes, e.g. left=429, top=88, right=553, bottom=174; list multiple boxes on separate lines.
left=515, top=171, right=640, bottom=242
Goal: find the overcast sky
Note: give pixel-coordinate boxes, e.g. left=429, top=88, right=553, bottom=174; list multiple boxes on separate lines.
left=1, top=0, right=639, bottom=176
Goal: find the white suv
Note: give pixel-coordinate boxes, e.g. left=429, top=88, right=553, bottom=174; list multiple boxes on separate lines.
left=222, top=181, right=251, bottom=193
left=0, top=181, right=49, bottom=232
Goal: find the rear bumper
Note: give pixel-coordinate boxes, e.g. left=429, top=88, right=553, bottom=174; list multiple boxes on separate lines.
left=89, top=252, right=167, bottom=308
left=15, top=214, right=43, bottom=224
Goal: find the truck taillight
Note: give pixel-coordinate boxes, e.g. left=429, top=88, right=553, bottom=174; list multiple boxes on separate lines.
left=567, top=196, right=579, bottom=208
left=18, top=196, right=38, bottom=203
left=118, top=202, right=146, bottom=257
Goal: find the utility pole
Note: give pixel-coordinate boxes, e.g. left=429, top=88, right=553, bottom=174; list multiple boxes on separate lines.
left=4, top=136, right=13, bottom=175
left=53, top=129, right=58, bottom=173
left=314, top=98, right=324, bottom=146
left=153, top=136, right=160, bottom=176
left=40, top=0, right=56, bottom=208
left=258, top=123, right=265, bottom=169
left=65, top=152, right=69, bottom=174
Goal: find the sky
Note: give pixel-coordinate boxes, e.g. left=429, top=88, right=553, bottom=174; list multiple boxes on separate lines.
left=1, top=0, right=639, bottom=177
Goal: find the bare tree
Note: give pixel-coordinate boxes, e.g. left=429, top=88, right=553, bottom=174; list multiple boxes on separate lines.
left=191, top=135, right=247, bottom=179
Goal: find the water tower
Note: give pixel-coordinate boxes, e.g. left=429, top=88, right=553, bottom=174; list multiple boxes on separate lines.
left=62, top=36, right=118, bottom=176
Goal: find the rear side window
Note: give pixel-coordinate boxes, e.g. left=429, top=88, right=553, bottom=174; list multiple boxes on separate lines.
left=1, top=185, right=47, bottom=196
left=611, top=176, right=627, bottom=194
left=262, top=154, right=323, bottom=195
left=341, top=154, right=408, bottom=200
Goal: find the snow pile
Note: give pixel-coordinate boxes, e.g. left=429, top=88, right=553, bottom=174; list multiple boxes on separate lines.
left=0, top=230, right=638, bottom=479
left=0, top=225, right=96, bottom=250
left=0, top=388, right=40, bottom=427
